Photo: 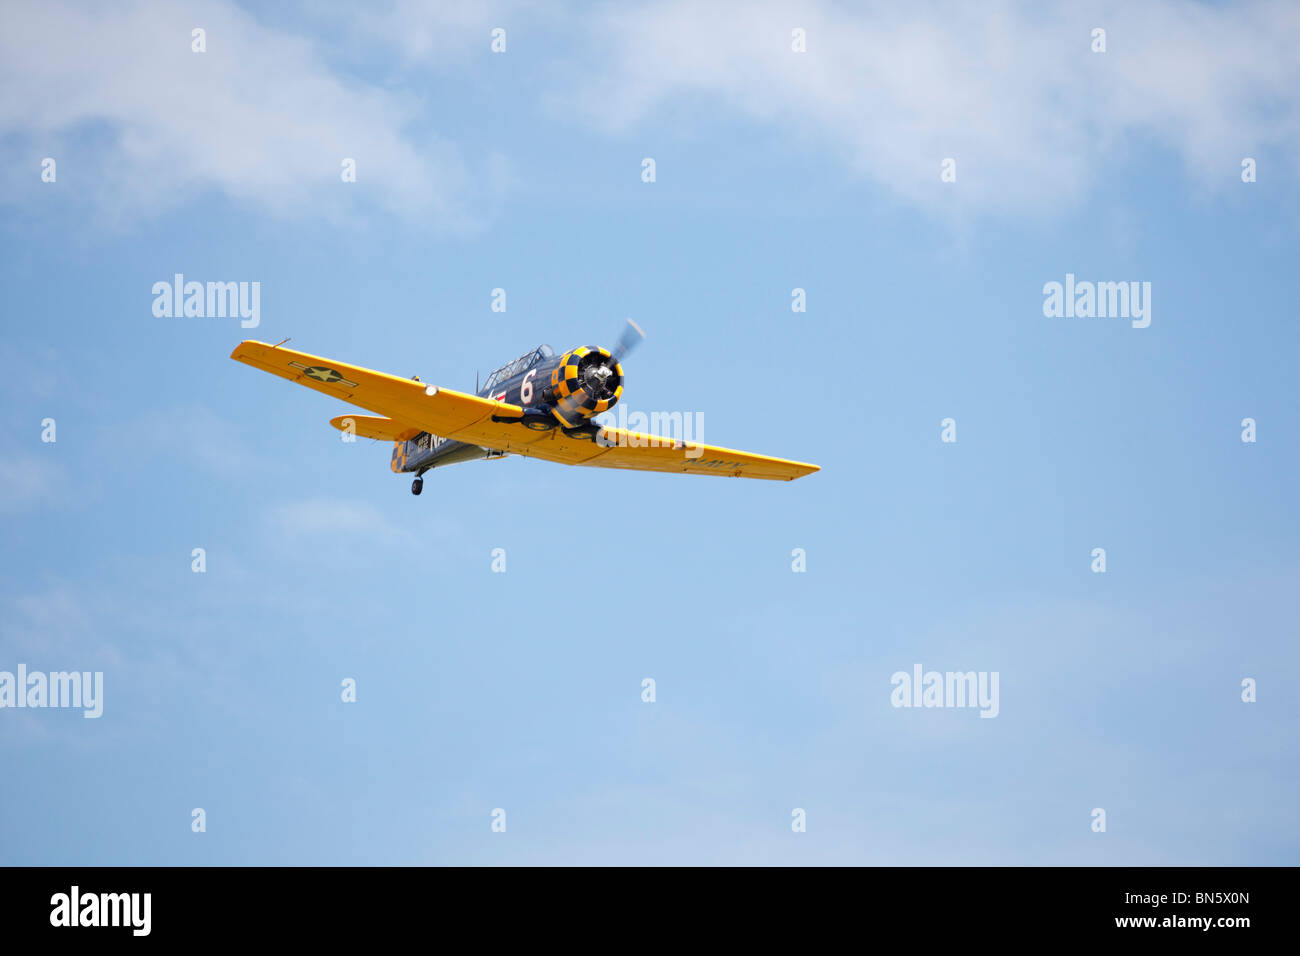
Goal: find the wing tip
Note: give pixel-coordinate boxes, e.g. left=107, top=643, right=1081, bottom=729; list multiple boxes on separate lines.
left=229, top=339, right=268, bottom=360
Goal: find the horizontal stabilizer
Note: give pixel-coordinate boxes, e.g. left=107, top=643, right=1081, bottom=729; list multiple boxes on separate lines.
left=329, top=414, right=421, bottom=442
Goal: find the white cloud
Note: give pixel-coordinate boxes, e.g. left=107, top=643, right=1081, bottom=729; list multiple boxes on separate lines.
left=5, top=1, right=1295, bottom=226
left=558, top=0, right=1300, bottom=216
left=0, top=0, right=497, bottom=227
left=322, top=0, right=529, bottom=68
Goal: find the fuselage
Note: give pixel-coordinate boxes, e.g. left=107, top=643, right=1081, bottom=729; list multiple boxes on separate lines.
left=391, top=346, right=567, bottom=475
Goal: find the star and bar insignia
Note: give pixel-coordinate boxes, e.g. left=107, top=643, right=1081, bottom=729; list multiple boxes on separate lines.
left=289, top=362, right=358, bottom=388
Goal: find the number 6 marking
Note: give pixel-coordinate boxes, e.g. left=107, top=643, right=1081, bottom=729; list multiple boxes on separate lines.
left=520, top=369, right=537, bottom=404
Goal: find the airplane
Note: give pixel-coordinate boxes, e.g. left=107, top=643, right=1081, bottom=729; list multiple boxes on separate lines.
left=229, top=321, right=819, bottom=494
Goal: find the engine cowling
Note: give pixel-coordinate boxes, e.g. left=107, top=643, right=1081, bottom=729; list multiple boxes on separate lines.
left=548, top=345, right=624, bottom=423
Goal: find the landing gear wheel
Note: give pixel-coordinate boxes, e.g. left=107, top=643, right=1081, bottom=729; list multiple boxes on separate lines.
left=411, top=477, right=424, bottom=496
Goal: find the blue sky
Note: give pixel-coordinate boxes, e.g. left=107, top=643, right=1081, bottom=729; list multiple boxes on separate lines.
left=1, top=0, right=1297, bottom=865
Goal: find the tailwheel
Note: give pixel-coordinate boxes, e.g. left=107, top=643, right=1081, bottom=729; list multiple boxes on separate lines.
left=411, top=477, right=424, bottom=496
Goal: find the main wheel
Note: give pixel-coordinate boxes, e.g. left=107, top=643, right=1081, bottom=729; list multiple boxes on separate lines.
left=411, top=477, right=424, bottom=496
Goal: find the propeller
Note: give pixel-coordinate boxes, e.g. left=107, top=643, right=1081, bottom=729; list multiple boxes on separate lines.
left=554, top=319, right=645, bottom=427
left=613, top=318, right=645, bottom=363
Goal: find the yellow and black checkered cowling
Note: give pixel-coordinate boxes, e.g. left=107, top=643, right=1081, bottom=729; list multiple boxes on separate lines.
left=550, top=345, right=624, bottom=419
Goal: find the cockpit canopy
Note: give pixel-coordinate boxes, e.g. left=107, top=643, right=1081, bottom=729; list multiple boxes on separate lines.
left=482, top=345, right=554, bottom=391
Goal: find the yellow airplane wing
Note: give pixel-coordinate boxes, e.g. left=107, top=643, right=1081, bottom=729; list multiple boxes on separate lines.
left=231, top=340, right=819, bottom=480
left=230, top=340, right=526, bottom=442
left=583, top=426, right=819, bottom=481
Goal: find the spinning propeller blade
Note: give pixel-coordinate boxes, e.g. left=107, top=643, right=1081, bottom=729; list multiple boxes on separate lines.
left=613, top=318, right=645, bottom=362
